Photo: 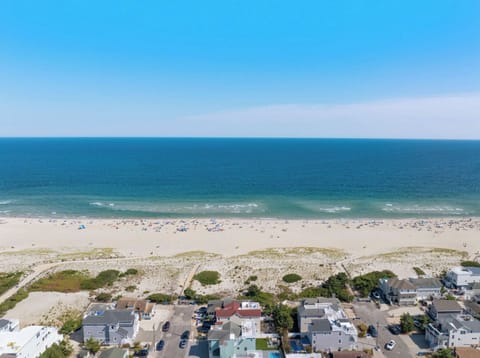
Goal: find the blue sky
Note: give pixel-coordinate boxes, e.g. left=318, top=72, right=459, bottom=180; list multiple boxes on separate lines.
left=1, top=0, right=479, bottom=138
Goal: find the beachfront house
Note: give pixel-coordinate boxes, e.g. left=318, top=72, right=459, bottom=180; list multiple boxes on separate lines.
left=428, top=299, right=463, bottom=321
left=445, top=267, right=480, bottom=289
left=82, top=306, right=139, bottom=345
left=207, top=321, right=256, bottom=358
left=379, top=277, right=417, bottom=305
left=425, top=314, right=480, bottom=350
left=298, top=298, right=358, bottom=352
left=212, top=300, right=262, bottom=336
left=115, top=297, right=155, bottom=320
left=0, top=326, right=63, bottom=358
left=410, top=277, right=443, bottom=300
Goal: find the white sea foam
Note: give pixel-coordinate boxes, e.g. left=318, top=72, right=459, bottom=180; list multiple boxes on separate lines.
left=382, top=203, right=466, bottom=215
left=315, top=206, right=352, bottom=213
left=89, top=201, right=263, bottom=214
left=0, top=200, right=12, bottom=205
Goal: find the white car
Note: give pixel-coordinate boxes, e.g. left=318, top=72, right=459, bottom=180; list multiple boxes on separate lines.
left=385, top=340, right=396, bottom=350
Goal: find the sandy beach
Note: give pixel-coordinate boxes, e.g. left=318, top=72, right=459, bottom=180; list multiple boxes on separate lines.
left=1, top=216, right=479, bottom=326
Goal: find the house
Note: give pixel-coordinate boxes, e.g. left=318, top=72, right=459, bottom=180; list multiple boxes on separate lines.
left=82, top=307, right=139, bottom=345
left=465, top=299, right=480, bottom=318
left=428, top=299, right=463, bottom=321
left=213, top=300, right=262, bottom=336
left=0, top=319, right=19, bottom=333
left=207, top=321, right=256, bottom=358
left=116, top=298, right=155, bottom=320
left=98, top=348, right=128, bottom=358
left=410, top=278, right=443, bottom=300
left=0, top=326, right=62, bottom=358
left=425, top=314, right=480, bottom=350
left=446, top=267, right=480, bottom=289
left=298, top=298, right=358, bottom=352
left=454, top=347, right=480, bottom=358
left=379, top=277, right=417, bottom=305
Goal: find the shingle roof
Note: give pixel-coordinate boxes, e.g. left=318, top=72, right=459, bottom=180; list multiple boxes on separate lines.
left=455, top=347, right=480, bottom=358
left=208, top=321, right=242, bottom=344
left=410, top=278, right=442, bottom=289
left=83, top=310, right=136, bottom=325
left=388, top=277, right=416, bottom=290
left=332, top=351, right=369, bottom=358
left=432, top=299, right=462, bottom=312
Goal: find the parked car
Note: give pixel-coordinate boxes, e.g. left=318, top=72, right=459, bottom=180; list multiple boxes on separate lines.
left=385, top=340, right=396, bottom=350
left=367, top=324, right=378, bottom=337
left=156, top=340, right=165, bottom=351
left=135, top=344, right=150, bottom=356
left=162, top=321, right=170, bottom=332
left=388, top=324, right=401, bottom=335
left=181, top=330, right=190, bottom=339
left=179, top=339, right=187, bottom=349
left=371, top=290, right=381, bottom=300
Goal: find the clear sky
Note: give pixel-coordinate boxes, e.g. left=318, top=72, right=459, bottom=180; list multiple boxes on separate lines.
left=1, top=0, right=479, bottom=138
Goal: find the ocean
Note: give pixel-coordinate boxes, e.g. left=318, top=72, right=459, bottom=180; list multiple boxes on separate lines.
left=0, top=138, right=479, bottom=219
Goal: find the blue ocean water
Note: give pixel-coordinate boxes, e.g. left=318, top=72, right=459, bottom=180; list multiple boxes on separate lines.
left=0, top=138, right=480, bottom=219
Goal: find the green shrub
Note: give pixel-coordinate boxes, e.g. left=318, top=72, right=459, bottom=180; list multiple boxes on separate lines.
left=461, top=261, right=480, bottom=268
left=194, top=271, right=220, bottom=286
left=80, top=270, right=121, bottom=290
left=125, top=285, right=136, bottom=292
left=282, top=274, right=302, bottom=283
left=413, top=267, right=426, bottom=276
left=60, top=317, right=82, bottom=334
left=124, top=268, right=138, bottom=275
left=400, top=312, right=415, bottom=333
left=40, top=340, right=73, bottom=358
left=95, top=292, right=112, bottom=302
left=147, top=293, right=175, bottom=304
left=352, top=270, right=396, bottom=297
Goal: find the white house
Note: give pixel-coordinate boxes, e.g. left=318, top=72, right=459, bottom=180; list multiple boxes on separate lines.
left=425, top=314, right=480, bottom=350
left=0, top=326, right=63, bottom=358
left=445, top=267, right=480, bottom=288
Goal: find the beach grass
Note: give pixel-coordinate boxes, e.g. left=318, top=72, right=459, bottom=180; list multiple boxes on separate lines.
left=0, top=271, right=23, bottom=296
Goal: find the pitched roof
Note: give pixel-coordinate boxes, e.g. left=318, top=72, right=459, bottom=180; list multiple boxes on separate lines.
left=410, top=277, right=442, bottom=289
left=208, top=321, right=242, bottom=344
left=432, top=299, right=462, bottom=312
left=83, top=309, right=136, bottom=325
left=455, top=347, right=480, bottom=358
left=236, top=309, right=261, bottom=318
left=99, top=348, right=127, bottom=358
left=388, top=277, right=416, bottom=290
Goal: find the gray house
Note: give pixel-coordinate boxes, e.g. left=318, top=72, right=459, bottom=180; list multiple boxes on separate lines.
left=410, top=278, right=443, bottom=300
left=428, top=299, right=463, bottom=321
left=298, top=298, right=358, bottom=352
left=82, top=309, right=139, bottom=345
left=208, top=321, right=256, bottom=358
left=379, top=277, right=417, bottom=305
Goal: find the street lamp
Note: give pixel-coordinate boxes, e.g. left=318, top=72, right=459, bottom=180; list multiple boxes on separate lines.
left=152, top=323, right=155, bottom=352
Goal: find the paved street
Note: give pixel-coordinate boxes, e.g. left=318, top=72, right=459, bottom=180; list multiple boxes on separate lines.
left=155, top=305, right=195, bottom=358
left=353, top=302, right=413, bottom=358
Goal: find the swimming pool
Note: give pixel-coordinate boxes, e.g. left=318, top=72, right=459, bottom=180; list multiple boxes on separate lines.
left=269, top=353, right=281, bottom=358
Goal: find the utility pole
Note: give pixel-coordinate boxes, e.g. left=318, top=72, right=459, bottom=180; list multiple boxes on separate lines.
left=376, top=321, right=379, bottom=349
left=152, top=323, right=155, bottom=352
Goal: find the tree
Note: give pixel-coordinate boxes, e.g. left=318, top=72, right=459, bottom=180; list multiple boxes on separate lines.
left=246, top=285, right=261, bottom=297
left=400, top=312, right=415, bottom=333
left=432, top=348, right=455, bottom=358
left=272, top=304, right=293, bottom=333
left=183, top=287, right=196, bottom=300
left=84, top=338, right=101, bottom=354
left=357, top=323, right=368, bottom=338
left=39, top=341, right=72, bottom=358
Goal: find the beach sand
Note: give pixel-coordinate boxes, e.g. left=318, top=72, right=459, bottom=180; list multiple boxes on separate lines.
left=1, top=216, right=479, bottom=325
